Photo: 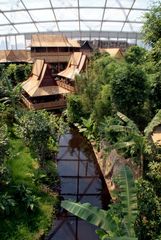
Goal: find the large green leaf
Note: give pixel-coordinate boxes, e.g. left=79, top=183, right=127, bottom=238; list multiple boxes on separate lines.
left=116, top=166, right=137, bottom=236
left=61, top=201, right=116, bottom=233
left=144, top=109, right=161, bottom=137
left=116, top=112, right=139, bottom=133
left=61, top=166, right=137, bottom=238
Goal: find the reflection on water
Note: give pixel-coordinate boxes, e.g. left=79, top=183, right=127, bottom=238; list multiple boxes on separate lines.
left=48, top=129, right=110, bottom=240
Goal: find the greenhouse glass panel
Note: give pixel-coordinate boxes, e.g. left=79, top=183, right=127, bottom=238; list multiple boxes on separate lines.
left=0, top=25, right=17, bottom=34
left=0, top=37, right=7, bottom=50
left=104, top=9, right=129, bottom=21
left=22, top=0, right=51, bottom=9
left=58, top=21, right=79, bottom=31
left=0, top=0, right=24, bottom=11
left=51, top=0, right=78, bottom=7
left=0, top=13, right=10, bottom=24
left=80, top=9, right=103, bottom=20
left=5, top=11, right=31, bottom=23
left=106, top=0, right=133, bottom=8
left=102, top=22, right=124, bottom=31
left=36, top=22, right=58, bottom=32
left=29, top=10, right=55, bottom=22
left=133, top=0, right=154, bottom=9
left=123, top=22, right=144, bottom=32
left=128, top=10, right=149, bottom=21
left=80, top=21, right=101, bottom=31
left=55, top=9, right=78, bottom=20
left=79, top=0, right=105, bottom=7
left=7, top=36, right=16, bottom=49
left=16, top=35, right=25, bottom=49
left=15, top=23, right=37, bottom=33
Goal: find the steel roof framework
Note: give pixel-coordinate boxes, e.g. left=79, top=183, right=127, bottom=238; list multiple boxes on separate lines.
left=0, top=0, right=154, bottom=49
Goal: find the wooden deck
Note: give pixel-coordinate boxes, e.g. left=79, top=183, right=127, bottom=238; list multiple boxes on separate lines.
left=21, top=95, right=66, bottom=110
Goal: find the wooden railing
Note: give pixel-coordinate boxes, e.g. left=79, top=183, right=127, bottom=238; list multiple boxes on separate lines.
left=56, top=80, right=75, bottom=92
left=21, top=95, right=66, bottom=110
left=21, top=95, right=33, bottom=109
left=31, top=52, right=71, bottom=63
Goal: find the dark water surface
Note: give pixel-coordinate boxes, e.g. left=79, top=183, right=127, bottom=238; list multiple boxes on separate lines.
left=48, top=129, right=110, bottom=240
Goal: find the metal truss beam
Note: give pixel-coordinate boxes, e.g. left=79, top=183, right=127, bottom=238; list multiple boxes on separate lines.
left=48, top=0, right=60, bottom=31
left=1, top=7, right=150, bottom=12
left=1, top=30, right=141, bottom=39
left=0, top=19, right=143, bottom=28
left=20, top=0, right=39, bottom=33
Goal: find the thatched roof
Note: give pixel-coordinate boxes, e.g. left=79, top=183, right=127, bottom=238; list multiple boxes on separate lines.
left=99, top=48, right=123, bottom=59
left=22, top=59, right=70, bottom=97
left=57, top=52, right=87, bottom=80
left=0, top=50, right=31, bottom=63
left=31, top=34, right=80, bottom=48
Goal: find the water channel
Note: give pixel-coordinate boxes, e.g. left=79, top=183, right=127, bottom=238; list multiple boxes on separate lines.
left=48, top=129, right=110, bottom=240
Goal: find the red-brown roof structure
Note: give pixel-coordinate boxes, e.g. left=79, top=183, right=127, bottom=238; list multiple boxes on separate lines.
left=31, top=34, right=80, bottom=48
left=99, top=48, right=123, bottom=59
left=57, top=52, right=87, bottom=80
left=22, top=59, right=69, bottom=97
left=0, top=50, right=31, bottom=63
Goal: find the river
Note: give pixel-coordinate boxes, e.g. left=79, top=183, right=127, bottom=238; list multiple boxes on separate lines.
left=47, top=129, right=110, bottom=240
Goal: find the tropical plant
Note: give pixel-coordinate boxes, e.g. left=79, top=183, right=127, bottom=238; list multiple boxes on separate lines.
left=14, top=110, right=56, bottom=163
left=135, top=179, right=161, bottom=240
left=144, top=109, right=161, bottom=139
left=0, top=77, right=21, bottom=109
left=0, top=124, right=9, bottom=164
left=101, top=112, right=153, bottom=176
left=62, top=166, right=137, bottom=240
left=75, top=116, right=97, bottom=141
left=14, top=64, right=32, bottom=83
left=124, top=46, right=147, bottom=65
left=110, top=63, right=148, bottom=127
left=14, top=184, right=39, bottom=211
left=142, top=2, right=161, bottom=46
left=0, top=193, right=15, bottom=215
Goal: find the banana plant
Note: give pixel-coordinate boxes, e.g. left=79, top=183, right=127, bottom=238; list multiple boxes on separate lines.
left=61, top=166, right=137, bottom=240
left=101, top=112, right=154, bottom=176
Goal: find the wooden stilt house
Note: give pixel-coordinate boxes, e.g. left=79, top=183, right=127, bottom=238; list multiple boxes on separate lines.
left=21, top=59, right=70, bottom=110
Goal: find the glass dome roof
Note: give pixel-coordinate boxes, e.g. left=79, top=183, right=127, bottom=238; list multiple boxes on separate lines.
left=0, top=0, right=155, bottom=49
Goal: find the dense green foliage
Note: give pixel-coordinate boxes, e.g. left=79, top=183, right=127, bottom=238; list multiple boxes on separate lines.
left=135, top=179, right=161, bottom=240
left=0, top=64, right=67, bottom=239
left=2, top=63, right=32, bottom=84
left=0, top=137, right=58, bottom=240
left=111, top=64, right=147, bottom=126
left=14, top=110, right=62, bottom=164
left=68, top=47, right=150, bottom=129
left=142, top=3, right=161, bottom=46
